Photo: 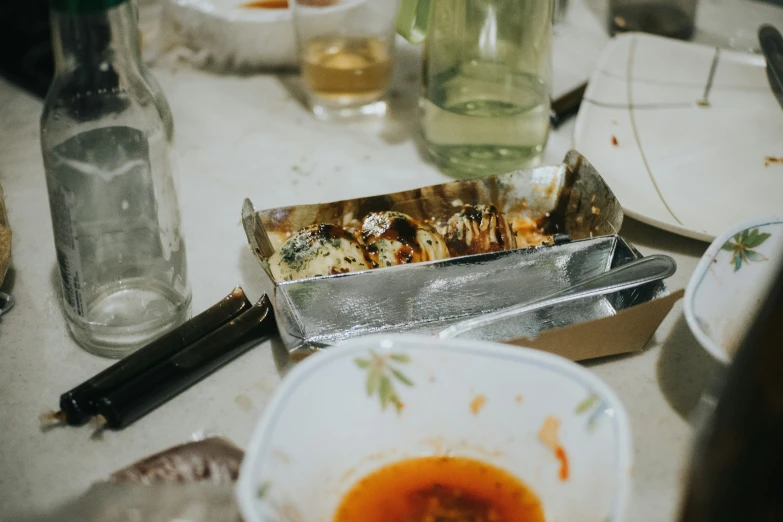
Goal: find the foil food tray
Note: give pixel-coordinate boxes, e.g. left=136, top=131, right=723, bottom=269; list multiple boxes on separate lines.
left=242, top=151, right=662, bottom=352
left=248, top=151, right=622, bottom=259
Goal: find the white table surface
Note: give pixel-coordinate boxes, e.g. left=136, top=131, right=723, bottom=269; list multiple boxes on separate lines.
left=1, top=0, right=779, bottom=519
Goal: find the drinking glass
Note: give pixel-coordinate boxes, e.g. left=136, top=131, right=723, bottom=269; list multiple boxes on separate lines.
left=291, top=0, right=400, bottom=120
left=412, top=0, right=554, bottom=178
left=609, top=0, right=698, bottom=40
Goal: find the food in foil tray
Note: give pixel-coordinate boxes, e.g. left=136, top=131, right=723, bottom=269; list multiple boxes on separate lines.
left=269, top=205, right=554, bottom=280
left=269, top=224, right=372, bottom=281
left=445, top=204, right=517, bottom=256
left=361, top=211, right=450, bottom=267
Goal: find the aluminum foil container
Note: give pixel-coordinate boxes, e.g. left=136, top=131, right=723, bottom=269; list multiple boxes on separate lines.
left=249, top=151, right=622, bottom=257
left=242, top=151, right=659, bottom=352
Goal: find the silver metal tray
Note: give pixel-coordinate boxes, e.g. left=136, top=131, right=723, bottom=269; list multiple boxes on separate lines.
left=242, top=151, right=664, bottom=352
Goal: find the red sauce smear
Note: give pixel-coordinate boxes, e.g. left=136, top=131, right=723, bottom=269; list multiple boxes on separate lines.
left=555, top=445, right=569, bottom=481
left=611, top=135, right=619, bottom=147
left=242, top=0, right=288, bottom=8
left=538, top=416, right=569, bottom=482
left=334, top=456, right=545, bottom=522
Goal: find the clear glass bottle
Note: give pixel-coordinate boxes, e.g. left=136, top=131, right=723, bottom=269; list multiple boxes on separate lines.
left=41, top=0, right=191, bottom=357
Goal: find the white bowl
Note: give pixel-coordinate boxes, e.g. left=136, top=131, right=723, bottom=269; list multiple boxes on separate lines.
left=164, top=0, right=297, bottom=70
left=163, top=0, right=371, bottom=71
left=685, top=216, right=783, bottom=363
left=237, top=334, right=632, bottom=522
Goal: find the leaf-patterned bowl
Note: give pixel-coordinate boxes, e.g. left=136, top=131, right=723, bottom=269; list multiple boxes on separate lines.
left=685, top=216, right=783, bottom=363
left=236, top=334, right=632, bottom=522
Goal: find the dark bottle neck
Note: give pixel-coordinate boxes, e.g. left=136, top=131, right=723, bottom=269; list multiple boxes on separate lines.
left=678, top=261, right=783, bottom=521
left=50, top=0, right=142, bottom=77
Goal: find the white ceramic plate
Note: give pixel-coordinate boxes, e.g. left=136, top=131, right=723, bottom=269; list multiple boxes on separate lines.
left=573, top=33, right=783, bottom=241
left=237, top=334, right=632, bottom=522
left=685, top=216, right=783, bottom=363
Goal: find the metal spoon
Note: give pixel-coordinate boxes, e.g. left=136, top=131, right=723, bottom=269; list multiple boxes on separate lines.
left=0, top=291, right=13, bottom=318
left=439, top=254, right=677, bottom=340
left=759, top=24, right=783, bottom=112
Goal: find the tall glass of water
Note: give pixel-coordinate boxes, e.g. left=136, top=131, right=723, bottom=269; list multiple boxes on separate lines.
left=402, top=0, right=554, bottom=178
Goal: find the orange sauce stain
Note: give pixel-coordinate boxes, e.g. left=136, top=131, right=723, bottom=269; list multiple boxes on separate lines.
left=538, top=416, right=560, bottom=450
left=515, top=394, right=523, bottom=403
left=555, top=445, right=569, bottom=481
left=470, top=394, right=487, bottom=415
left=242, top=0, right=288, bottom=7
left=538, top=416, right=569, bottom=482
left=611, top=135, right=619, bottom=147
left=765, top=156, right=783, bottom=167
left=333, top=456, right=545, bottom=522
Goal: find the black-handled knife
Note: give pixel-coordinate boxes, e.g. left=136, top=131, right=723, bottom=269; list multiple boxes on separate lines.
left=759, top=24, right=783, bottom=111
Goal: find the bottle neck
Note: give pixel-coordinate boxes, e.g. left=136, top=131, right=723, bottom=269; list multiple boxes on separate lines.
left=50, top=0, right=142, bottom=76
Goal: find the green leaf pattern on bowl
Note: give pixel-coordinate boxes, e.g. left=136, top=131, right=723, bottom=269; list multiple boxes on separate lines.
left=575, top=392, right=607, bottom=431
left=721, top=228, right=771, bottom=272
left=355, top=351, right=414, bottom=413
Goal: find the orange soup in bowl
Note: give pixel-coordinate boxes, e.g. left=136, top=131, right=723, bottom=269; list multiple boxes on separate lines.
left=334, top=456, right=545, bottom=522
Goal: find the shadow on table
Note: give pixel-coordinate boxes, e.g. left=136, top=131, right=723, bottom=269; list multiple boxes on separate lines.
left=620, top=217, right=709, bottom=258
left=656, top=313, right=722, bottom=422
left=582, top=0, right=608, bottom=27
left=582, top=309, right=722, bottom=423
left=276, top=72, right=309, bottom=111
left=49, top=262, right=72, bottom=326
left=0, top=266, right=15, bottom=323
left=580, top=350, right=638, bottom=368
left=1, top=265, right=15, bottom=293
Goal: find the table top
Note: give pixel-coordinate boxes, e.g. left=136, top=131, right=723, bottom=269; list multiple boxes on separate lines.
left=1, top=0, right=776, bottom=519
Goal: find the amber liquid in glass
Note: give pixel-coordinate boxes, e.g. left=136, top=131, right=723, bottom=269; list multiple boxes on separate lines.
left=301, top=36, right=392, bottom=103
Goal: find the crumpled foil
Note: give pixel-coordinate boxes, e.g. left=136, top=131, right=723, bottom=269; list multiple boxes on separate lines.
left=13, top=438, right=244, bottom=522
left=249, top=151, right=622, bottom=268
left=108, top=437, right=244, bottom=485
left=15, top=483, right=241, bottom=522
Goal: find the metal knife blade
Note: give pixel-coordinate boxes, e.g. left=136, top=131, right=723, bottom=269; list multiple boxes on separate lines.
left=759, top=24, right=783, bottom=111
